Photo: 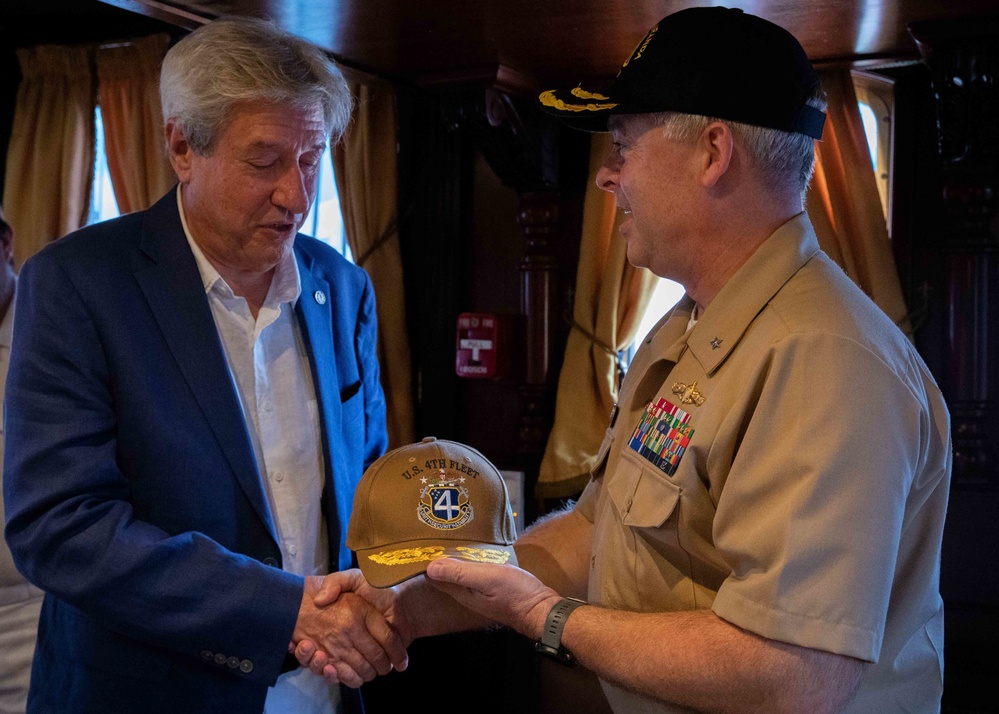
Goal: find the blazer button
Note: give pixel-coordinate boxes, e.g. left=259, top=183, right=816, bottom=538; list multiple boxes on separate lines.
left=227, top=656, right=240, bottom=669
left=263, top=557, right=279, bottom=567
left=240, top=659, right=254, bottom=673
left=214, top=653, right=227, bottom=666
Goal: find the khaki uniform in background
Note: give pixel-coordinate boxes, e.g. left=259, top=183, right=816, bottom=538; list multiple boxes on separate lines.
left=577, top=214, right=951, bottom=714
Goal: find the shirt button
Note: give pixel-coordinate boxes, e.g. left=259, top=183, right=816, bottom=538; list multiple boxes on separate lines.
left=240, top=659, right=254, bottom=673
left=227, top=656, right=240, bottom=669
left=263, top=401, right=273, bottom=412
left=289, top=544, right=298, bottom=556
left=214, top=653, right=227, bottom=666
left=274, top=471, right=284, bottom=482
left=263, top=557, right=279, bottom=567
left=200, top=650, right=214, bottom=661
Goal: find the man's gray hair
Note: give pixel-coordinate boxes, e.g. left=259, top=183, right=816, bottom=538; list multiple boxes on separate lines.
left=651, top=89, right=827, bottom=203
left=160, top=16, right=352, bottom=154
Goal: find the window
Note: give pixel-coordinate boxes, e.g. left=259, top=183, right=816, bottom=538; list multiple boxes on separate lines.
left=858, top=102, right=879, bottom=166
left=624, top=276, right=685, bottom=365
left=300, top=145, right=352, bottom=260
left=852, top=71, right=895, bottom=230
left=87, top=113, right=350, bottom=260
left=634, top=278, right=685, bottom=344
left=88, top=107, right=121, bottom=225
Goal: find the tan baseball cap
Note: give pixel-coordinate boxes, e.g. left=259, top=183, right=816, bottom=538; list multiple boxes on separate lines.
left=347, top=436, right=518, bottom=588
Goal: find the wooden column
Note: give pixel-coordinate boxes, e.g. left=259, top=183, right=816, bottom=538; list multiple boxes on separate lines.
left=472, top=87, right=570, bottom=465
left=911, top=19, right=999, bottom=490
left=516, top=191, right=560, bottom=457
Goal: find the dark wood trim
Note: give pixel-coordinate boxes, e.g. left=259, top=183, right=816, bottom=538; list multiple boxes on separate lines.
left=96, top=0, right=210, bottom=29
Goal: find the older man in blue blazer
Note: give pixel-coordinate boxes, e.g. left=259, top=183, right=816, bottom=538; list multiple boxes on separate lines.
left=3, top=17, right=406, bottom=714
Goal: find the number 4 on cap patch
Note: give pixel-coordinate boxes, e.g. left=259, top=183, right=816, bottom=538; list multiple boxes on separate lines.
left=419, top=469, right=473, bottom=529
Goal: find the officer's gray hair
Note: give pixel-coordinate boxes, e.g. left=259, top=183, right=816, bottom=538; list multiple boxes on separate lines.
left=651, top=89, right=827, bottom=203
left=160, top=16, right=352, bottom=154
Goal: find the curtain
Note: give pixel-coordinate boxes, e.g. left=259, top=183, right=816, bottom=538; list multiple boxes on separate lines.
left=807, top=69, right=912, bottom=336
left=333, top=81, right=415, bottom=450
left=2, top=44, right=95, bottom=269
left=97, top=34, right=175, bottom=214
left=536, top=133, right=660, bottom=499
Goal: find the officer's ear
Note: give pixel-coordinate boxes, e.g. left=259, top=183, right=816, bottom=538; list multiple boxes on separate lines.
left=698, top=121, right=734, bottom=188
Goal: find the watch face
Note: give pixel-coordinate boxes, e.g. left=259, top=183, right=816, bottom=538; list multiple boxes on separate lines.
left=535, top=640, right=574, bottom=665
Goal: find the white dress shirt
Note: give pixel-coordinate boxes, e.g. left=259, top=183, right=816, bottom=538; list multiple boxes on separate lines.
left=178, top=190, right=340, bottom=713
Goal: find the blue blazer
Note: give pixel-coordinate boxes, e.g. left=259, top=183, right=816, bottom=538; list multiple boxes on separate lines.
left=2, top=191, right=387, bottom=713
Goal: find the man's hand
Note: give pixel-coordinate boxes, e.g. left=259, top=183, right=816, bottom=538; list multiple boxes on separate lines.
left=423, top=559, right=560, bottom=641
left=294, top=569, right=414, bottom=682
left=295, top=566, right=507, bottom=681
left=291, top=572, right=409, bottom=688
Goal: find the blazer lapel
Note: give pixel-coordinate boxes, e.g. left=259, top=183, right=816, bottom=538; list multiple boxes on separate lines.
left=294, top=249, right=350, bottom=567
left=133, top=193, right=279, bottom=544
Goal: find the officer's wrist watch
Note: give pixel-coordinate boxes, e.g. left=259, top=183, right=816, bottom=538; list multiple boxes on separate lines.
left=534, top=597, right=587, bottom=666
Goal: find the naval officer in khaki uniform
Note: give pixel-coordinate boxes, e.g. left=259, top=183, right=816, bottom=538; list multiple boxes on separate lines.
left=297, top=7, right=951, bottom=713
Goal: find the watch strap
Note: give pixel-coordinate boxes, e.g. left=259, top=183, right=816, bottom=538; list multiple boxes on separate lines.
left=535, top=597, right=586, bottom=665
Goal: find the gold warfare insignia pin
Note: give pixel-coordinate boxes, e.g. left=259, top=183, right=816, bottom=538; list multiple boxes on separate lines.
left=671, top=381, right=706, bottom=407
left=417, top=468, right=473, bottom=530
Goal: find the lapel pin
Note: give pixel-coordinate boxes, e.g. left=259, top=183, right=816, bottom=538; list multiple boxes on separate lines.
left=314, top=290, right=327, bottom=305
left=710, top=338, right=722, bottom=349
left=671, top=381, right=706, bottom=406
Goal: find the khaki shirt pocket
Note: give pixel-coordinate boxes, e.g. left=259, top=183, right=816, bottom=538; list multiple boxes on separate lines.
left=607, top=449, right=681, bottom=528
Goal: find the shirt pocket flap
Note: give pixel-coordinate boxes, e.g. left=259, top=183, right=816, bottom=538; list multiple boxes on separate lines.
left=607, top=450, right=681, bottom=528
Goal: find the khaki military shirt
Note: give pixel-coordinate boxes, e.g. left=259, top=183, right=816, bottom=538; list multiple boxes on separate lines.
left=576, top=214, right=951, bottom=713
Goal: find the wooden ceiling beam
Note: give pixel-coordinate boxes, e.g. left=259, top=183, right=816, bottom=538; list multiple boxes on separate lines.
left=97, top=0, right=211, bottom=31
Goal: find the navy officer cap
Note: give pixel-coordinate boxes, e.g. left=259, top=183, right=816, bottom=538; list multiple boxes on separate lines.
left=537, top=6, right=825, bottom=139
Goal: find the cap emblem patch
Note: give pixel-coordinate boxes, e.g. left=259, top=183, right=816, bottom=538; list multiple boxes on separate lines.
left=418, top=469, right=473, bottom=530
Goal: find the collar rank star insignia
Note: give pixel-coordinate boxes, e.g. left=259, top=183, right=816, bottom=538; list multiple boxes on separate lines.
left=710, top=338, right=722, bottom=349
left=671, top=381, right=706, bottom=407
left=418, top=469, right=473, bottom=530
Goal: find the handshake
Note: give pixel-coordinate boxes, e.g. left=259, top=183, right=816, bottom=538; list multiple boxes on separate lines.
left=289, top=566, right=415, bottom=687
left=288, top=437, right=540, bottom=688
